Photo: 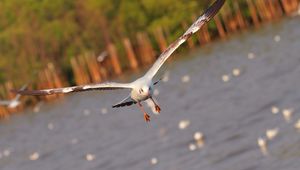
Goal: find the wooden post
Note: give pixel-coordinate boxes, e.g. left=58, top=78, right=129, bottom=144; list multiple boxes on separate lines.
left=214, top=15, right=226, bottom=38
left=71, top=57, right=89, bottom=85
left=137, top=32, right=155, bottom=65
left=255, top=0, right=272, bottom=21
left=267, top=0, right=277, bottom=18
left=84, top=54, right=102, bottom=83
left=202, top=24, right=211, bottom=43
left=0, top=106, right=9, bottom=119
left=107, top=43, right=122, bottom=75
left=273, top=0, right=284, bottom=17
left=247, top=0, right=260, bottom=27
left=234, top=2, right=247, bottom=30
left=153, top=27, right=168, bottom=52
left=48, top=63, right=64, bottom=88
left=281, top=0, right=291, bottom=14
left=123, top=38, right=138, bottom=70
left=78, top=56, right=91, bottom=84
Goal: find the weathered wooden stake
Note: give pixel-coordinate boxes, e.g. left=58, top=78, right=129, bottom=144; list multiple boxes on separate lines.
left=137, top=32, right=156, bottom=65
left=123, top=38, right=138, bottom=70
left=247, top=0, right=260, bottom=27
left=234, top=2, right=247, bottom=30
left=214, top=15, right=226, bottom=38
left=107, top=43, right=122, bottom=75
left=153, top=27, right=168, bottom=52
left=84, top=54, right=102, bottom=83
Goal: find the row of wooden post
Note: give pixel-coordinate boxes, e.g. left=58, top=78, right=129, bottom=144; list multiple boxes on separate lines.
left=0, top=0, right=299, bottom=119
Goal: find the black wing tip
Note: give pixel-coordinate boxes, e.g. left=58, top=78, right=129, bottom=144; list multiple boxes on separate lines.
left=205, top=0, right=226, bottom=19
left=112, top=101, right=136, bottom=108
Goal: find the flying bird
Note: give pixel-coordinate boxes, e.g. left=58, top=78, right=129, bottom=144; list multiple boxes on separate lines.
left=14, top=0, right=225, bottom=122
left=1, top=84, right=28, bottom=109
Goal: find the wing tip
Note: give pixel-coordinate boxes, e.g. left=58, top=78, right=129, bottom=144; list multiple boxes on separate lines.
left=112, top=101, right=136, bottom=108
left=204, top=0, right=226, bottom=20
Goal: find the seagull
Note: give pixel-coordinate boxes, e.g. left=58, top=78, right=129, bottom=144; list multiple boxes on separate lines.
left=1, top=84, right=28, bottom=109
left=13, top=0, right=225, bottom=122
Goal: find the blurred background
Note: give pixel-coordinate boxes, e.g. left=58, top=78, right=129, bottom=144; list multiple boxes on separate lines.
left=0, top=0, right=300, bottom=170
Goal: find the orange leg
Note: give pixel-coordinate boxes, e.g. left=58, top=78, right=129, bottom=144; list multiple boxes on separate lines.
left=150, top=97, right=161, bottom=113
left=137, top=102, right=150, bottom=122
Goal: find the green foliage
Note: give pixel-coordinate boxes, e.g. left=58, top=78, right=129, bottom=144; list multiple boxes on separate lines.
left=0, top=0, right=224, bottom=84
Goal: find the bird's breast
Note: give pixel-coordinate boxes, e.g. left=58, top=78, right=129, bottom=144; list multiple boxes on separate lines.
left=131, top=90, right=150, bottom=102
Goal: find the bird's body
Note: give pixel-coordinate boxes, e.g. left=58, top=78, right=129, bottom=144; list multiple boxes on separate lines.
left=14, top=0, right=225, bottom=122
left=1, top=84, right=27, bottom=109
left=7, top=100, right=21, bottom=109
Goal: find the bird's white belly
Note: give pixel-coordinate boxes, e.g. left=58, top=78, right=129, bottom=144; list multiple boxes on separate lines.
left=8, top=101, right=19, bottom=108
left=131, top=90, right=151, bottom=102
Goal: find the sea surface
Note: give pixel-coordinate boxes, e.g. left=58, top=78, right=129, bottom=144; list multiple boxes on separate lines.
left=0, top=17, right=300, bottom=170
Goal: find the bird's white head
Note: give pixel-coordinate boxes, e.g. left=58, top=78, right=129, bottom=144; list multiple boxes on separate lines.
left=138, top=85, right=152, bottom=97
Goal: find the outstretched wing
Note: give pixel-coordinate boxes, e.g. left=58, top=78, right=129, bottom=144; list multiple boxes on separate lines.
left=144, top=0, right=225, bottom=79
left=13, top=82, right=132, bottom=96
left=112, top=95, right=136, bottom=108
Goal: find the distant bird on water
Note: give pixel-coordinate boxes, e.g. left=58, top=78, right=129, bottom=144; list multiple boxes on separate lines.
left=13, top=0, right=225, bottom=122
left=1, top=84, right=27, bottom=109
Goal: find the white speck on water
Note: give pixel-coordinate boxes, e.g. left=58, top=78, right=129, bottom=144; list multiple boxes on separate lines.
left=274, top=35, right=281, bottom=42
left=248, top=52, right=256, bottom=59
left=29, top=152, right=39, bottom=161
left=178, top=120, right=190, bottom=130
left=189, top=143, right=197, bottom=151
left=3, top=149, right=11, bottom=157
left=222, top=74, right=230, bottom=82
left=193, top=132, right=205, bottom=148
left=71, top=138, right=78, bottom=144
left=101, top=108, right=108, bottom=115
left=150, top=157, right=158, bottom=165
left=266, top=128, right=279, bottom=140
left=33, top=102, right=43, bottom=113
left=86, top=154, right=95, bottom=161
left=271, top=106, right=280, bottom=114
left=194, top=132, right=203, bottom=141
left=294, top=119, right=300, bottom=130
left=48, top=123, right=54, bottom=130
left=257, top=137, right=268, bottom=155
left=282, top=108, right=294, bottom=122
left=83, top=109, right=91, bottom=116
left=232, top=68, right=241, bottom=77
left=181, top=75, right=190, bottom=83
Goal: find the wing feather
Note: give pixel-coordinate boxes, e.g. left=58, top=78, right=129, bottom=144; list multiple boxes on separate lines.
left=112, top=95, right=136, bottom=108
left=13, top=82, right=132, bottom=96
left=144, top=0, right=225, bottom=79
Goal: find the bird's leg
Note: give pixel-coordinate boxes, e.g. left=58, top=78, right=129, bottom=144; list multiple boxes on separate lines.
left=137, top=102, right=150, bottom=122
left=150, top=97, right=161, bottom=113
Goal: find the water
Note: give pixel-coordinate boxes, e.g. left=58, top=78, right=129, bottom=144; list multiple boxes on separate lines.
left=1, top=17, right=300, bottom=170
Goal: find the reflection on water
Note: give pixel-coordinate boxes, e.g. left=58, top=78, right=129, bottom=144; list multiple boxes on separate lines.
left=1, top=17, right=300, bottom=170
